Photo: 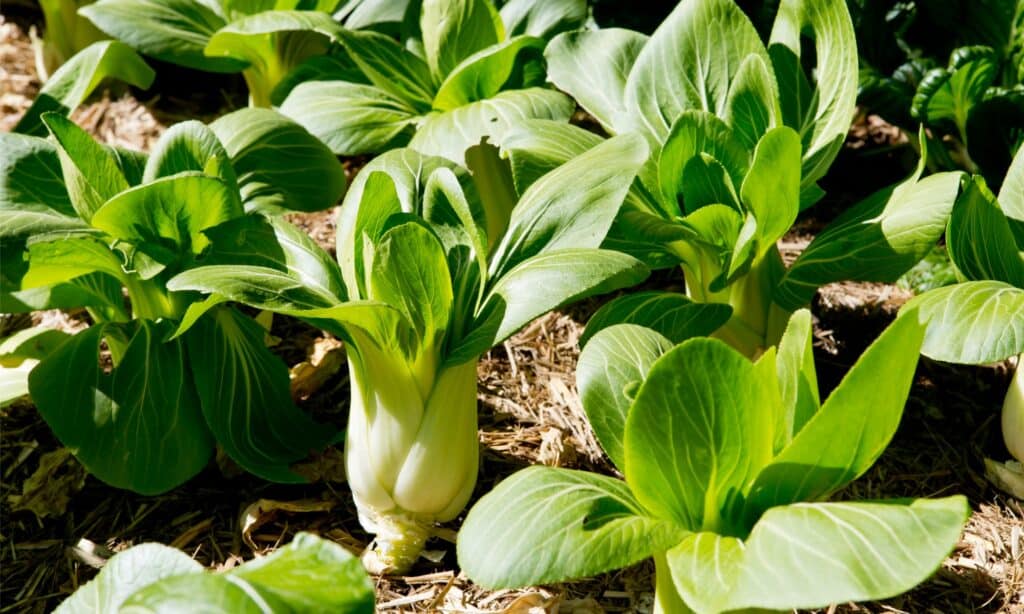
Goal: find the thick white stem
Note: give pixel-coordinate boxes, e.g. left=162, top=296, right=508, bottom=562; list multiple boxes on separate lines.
left=1003, top=358, right=1024, bottom=463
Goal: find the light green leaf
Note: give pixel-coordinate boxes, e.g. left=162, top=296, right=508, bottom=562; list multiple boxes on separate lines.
left=908, top=281, right=1024, bottom=364
left=91, top=174, right=242, bottom=264
left=22, top=237, right=127, bottom=289
left=723, top=53, right=780, bottom=150
left=29, top=322, right=214, bottom=494
left=740, top=126, right=801, bottom=253
left=774, top=308, right=819, bottom=448
left=544, top=28, right=649, bottom=135
left=280, top=81, right=418, bottom=156
left=775, top=171, right=963, bottom=311
left=769, top=0, right=858, bottom=189
left=336, top=27, right=435, bottom=109
left=433, top=35, right=545, bottom=111
left=499, top=119, right=603, bottom=194
left=0, top=133, right=83, bottom=239
left=43, top=112, right=129, bottom=222
left=623, top=0, right=770, bottom=144
left=665, top=532, right=744, bottom=614
left=947, top=175, right=1024, bottom=286
left=577, top=324, right=674, bottom=471
left=54, top=543, right=203, bottom=614
left=421, top=0, right=500, bottom=81
left=624, top=338, right=775, bottom=532
left=658, top=111, right=749, bottom=212
left=581, top=291, right=732, bottom=347
left=727, top=497, right=969, bottom=610
left=409, top=88, right=574, bottom=166
left=0, top=326, right=71, bottom=407
left=457, top=466, right=689, bottom=588
left=999, top=145, right=1024, bottom=221
left=745, top=312, right=925, bottom=518
left=456, top=249, right=648, bottom=363
left=120, top=574, right=263, bottom=613
left=143, top=120, right=238, bottom=192
left=81, top=0, right=245, bottom=72
left=168, top=264, right=341, bottom=313
left=210, top=107, right=346, bottom=213
left=14, top=41, right=155, bottom=137
left=185, top=307, right=335, bottom=483
left=488, top=133, right=648, bottom=277
left=499, top=0, right=585, bottom=39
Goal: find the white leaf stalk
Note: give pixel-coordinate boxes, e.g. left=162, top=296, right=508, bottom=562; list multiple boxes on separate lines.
left=345, top=335, right=478, bottom=573
left=1003, top=357, right=1023, bottom=464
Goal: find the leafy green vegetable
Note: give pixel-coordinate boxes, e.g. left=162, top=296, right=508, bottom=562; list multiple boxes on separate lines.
left=32, top=0, right=107, bottom=79
left=56, top=533, right=374, bottom=613
left=458, top=310, right=969, bottom=612
left=0, top=108, right=345, bottom=493
left=532, top=0, right=963, bottom=357
left=279, top=0, right=585, bottom=161
left=169, top=135, right=649, bottom=572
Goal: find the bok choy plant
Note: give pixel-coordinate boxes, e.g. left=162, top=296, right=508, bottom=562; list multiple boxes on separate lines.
left=0, top=107, right=346, bottom=494
left=32, top=0, right=107, bottom=80
left=79, top=0, right=369, bottom=106
left=507, top=0, right=964, bottom=357
left=279, top=0, right=587, bottom=162
left=458, top=310, right=970, bottom=613
left=168, top=135, right=650, bottom=572
left=905, top=146, right=1024, bottom=495
left=54, top=533, right=374, bottom=613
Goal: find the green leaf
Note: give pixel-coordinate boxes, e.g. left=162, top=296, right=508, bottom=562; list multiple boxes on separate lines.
left=500, top=120, right=604, bottom=194
left=0, top=326, right=71, bottom=407
left=143, top=120, right=239, bottom=193
left=581, top=291, right=732, bottom=347
left=119, top=574, right=264, bottom=613
left=227, top=532, right=375, bottom=612
left=43, top=112, right=129, bottom=222
left=369, top=221, right=453, bottom=346
left=210, top=108, right=346, bottom=213
left=168, top=265, right=341, bottom=313
left=658, top=111, right=749, bottom=213
left=499, top=0, right=586, bottom=40
left=912, top=46, right=998, bottom=136
left=22, top=237, right=127, bottom=289
left=271, top=51, right=369, bottom=106
left=726, top=497, right=969, bottom=610
left=488, top=134, right=648, bottom=277
left=664, top=532, right=744, bottom=614
left=745, top=311, right=925, bottom=518
left=408, top=88, right=574, bottom=166
left=947, top=175, right=1024, bottom=286
left=456, top=249, right=648, bottom=363
left=769, top=0, right=858, bottom=190
left=457, top=466, right=689, bottom=588
left=999, top=145, right=1024, bottom=221
left=14, top=41, right=155, bottom=137
left=421, top=0, right=500, bottom=81
left=723, top=53, right=780, bottom=150
left=54, top=543, right=203, bottom=614
left=81, top=0, right=246, bottom=72
left=577, top=324, right=674, bottom=471
left=545, top=28, right=649, bottom=135
left=336, top=28, right=435, bottom=109
left=623, top=0, right=770, bottom=144
left=740, top=126, right=801, bottom=253
left=773, top=308, right=819, bottom=447
left=29, top=322, right=214, bottom=494
left=624, top=338, right=775, bottom=532
left=433, top=35, right=545, bottom=111
left=185, top=307, right=335, bottom=483
left=908, top=281, right=1024, bottom=364
left=0, top=133, right=84, bottom=239
left=775, top=170, right=963, bottom=311
left=280, top=81, right=418, bottom=156
left=91, top=174, right=243, bottom=264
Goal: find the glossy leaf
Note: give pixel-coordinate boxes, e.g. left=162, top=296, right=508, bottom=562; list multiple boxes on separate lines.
left=581, top=291, right=732, bottom=347
left=909, top=281, right=1024, bottom=364
left=0, top=133, right=83, bottom=239
left=499, top=0, right=586, bottom=39
left=432, top=35, right=545, bottom=111
left=336, top=27, right=435, bottom=109
left=947, top=175, right=1024, bottom=286
left=457, top=466, right=689, bottom=588
left=740, top=126, right=801, bottom=253
left=421, top=0, right=500, bottom=81
left=773, top=308, right=819, bottom=447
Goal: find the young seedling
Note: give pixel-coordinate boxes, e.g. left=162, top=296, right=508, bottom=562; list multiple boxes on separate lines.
left=458, top=310, right=969, bottom=613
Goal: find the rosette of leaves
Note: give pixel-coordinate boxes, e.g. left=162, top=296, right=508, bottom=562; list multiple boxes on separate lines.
left=458, top=310, right=970, bottom=613
left=0, top=107, right=346, bottom=494
left=79, top=0, right=399, bottom=106
left=854, top=0, right=1024, bottom=187
left=54, top=533, right=374, bottom=613
left=905, top=145, right=1024, bottom=495
left=32, top=0, right=107, bottom=80
left=504, top=0, right=963, bottom=357
left=278, top=0, right=587, bottom=162
left=169, top=135, right=650, bottom=572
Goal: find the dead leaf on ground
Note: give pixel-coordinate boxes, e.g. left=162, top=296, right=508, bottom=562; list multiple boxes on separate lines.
left=8, top=448, right=86, bottom=519
left=240, top=498, right=336, bottom=551
left=290, top=337, right=345, bottom=400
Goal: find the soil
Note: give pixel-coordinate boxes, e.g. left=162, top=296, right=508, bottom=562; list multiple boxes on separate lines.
left=1, top=12, right=1022, bottom=614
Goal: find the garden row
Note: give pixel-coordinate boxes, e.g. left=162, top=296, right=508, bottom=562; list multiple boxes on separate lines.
left=1, top=0, right=1022, bottom=612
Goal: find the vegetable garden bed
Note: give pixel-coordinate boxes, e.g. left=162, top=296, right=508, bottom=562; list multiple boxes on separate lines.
left=1, top=2, right=1023, bottom=612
